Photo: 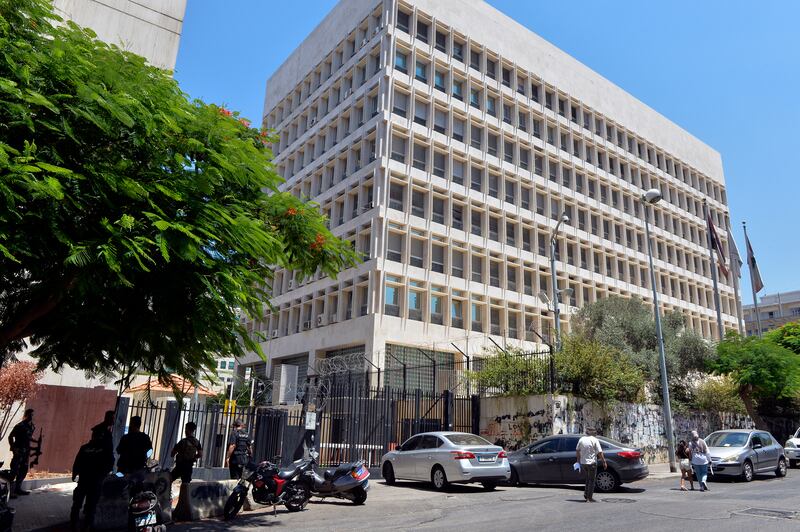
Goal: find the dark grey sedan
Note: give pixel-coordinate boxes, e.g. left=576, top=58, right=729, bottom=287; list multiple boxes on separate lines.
left=507, top=434, right=649, bottom=492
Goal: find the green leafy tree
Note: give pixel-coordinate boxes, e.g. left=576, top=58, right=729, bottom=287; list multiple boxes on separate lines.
left=0, top=1, right=357, bottom=381
left=693, top=375, right=745, bottom=415
left=573, top=296, right=715, bottom=404
left=556, top=334, right=645, bottom=403
left=467, top=347, right=550, bottom=396
left=711, top=333, right=800, bottom=429
left=766, top=321, right=800, bottom=355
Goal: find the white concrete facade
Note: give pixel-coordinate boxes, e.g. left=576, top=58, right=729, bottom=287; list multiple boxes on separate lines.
left=53, top=0, right=187, bottom=70
left=242, top=0, right=738, bottom=388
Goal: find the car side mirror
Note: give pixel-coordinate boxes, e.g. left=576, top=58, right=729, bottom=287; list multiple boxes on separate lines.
left=752, top=443, right=763, bottom=449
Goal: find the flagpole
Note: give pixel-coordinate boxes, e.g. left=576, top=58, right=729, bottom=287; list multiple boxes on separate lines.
left=743, top=221, right=762, bottom=337
left=703, top=201, right=725, bottom=340
left=726, top=220, right=744, bottom=335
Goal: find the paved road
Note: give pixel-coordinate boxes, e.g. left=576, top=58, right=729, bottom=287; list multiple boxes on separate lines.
left=14, top=469, right=800, bottom=530
left=170, top=471, right=800, bottom=532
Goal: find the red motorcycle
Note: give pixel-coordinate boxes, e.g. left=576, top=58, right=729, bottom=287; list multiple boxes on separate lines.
left=223, top=457, right=311, bottom=520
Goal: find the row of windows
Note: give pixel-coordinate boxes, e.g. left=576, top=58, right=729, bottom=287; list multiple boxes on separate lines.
left=382, top=222, right=737, bottom=318
left=267, top=7, right=384, bottom=128
left=389, top=83, right=728, bottom=231
left=386, top=179, right=724, bottom=282
left=394, top=3, right=727, bottom=206
left=388, top=127, right=731, bottom=262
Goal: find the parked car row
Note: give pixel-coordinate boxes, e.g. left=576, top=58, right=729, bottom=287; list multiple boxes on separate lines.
left=381, top=428, right=794, bottom=493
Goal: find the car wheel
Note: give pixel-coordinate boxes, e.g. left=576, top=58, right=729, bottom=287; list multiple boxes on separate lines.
left=431, top=466, right=449, bottom=491
left=481, top=481, right=497, bottom=491
left=776, top=457, right=787, bottom=478
left=383, top=463, right=396, bottom=485
left=595, top=470, right=619, bottom=493
left=509, top=466, right=522, bottom=486
left=742, top=460, right=754, bottom=482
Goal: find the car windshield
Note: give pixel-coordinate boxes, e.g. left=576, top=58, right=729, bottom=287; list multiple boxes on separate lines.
left=706, top=432, right=749, bottom=448
left=444, top=433, right=492, bottom=446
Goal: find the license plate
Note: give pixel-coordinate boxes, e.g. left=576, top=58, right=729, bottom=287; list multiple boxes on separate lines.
left=478, top=455, right=495, bottom=462
left=135, top=513, right=156, bottom=526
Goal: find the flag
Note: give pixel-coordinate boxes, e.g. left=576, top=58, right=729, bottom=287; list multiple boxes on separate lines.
left=745, top=231, right=764, bottom=293
left=706, top=213, right=729, bottom=279
left=727, top=223, right=743, bottom=279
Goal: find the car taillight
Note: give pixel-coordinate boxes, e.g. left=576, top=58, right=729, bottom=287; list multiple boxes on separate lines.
left=618, top=451, right=642, bottom=460
left=497, top=451, right=507, bottom=459
left=451, top=451, right=476, bottom=460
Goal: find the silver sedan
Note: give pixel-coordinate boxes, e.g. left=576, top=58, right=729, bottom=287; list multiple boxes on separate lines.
left=381, top=432, right=510, bottom=490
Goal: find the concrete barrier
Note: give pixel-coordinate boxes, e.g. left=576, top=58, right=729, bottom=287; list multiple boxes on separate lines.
left=173, top=479, right=240, bottom=521
left=93, top=472, right=173, bottom=531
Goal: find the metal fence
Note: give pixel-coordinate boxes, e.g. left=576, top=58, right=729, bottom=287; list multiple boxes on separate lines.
left=116, top=348, right=552, bottom=471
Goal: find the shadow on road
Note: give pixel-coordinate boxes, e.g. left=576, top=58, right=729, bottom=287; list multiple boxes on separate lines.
left=380, top=480, right=507, bottom=494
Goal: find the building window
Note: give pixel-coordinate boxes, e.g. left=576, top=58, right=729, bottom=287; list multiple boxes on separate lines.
left=393, top=91, right=408, bottom=117
left=385, top=284, right=400, bottom=316
left=451, top=300, right=464, bottom=328
left=389, top=182, right=405, bottom=211
left=390, top=135, right=406, bottom=162
left=453, top=41, right=464, bottom=61
left=415, top=61, right=428, bottom=83
left=413, top=100, right=428, bottom=126
left=470, top=50, right=481, bottom=70
left=434, top=70, right=445, bottom=91
left=394, top=50, right=408, bottom=73
left=452, top=79, right=463, bottom=100
left=470, top=89, right=481, bottom=109
left=408, top=290, right=423, bottom=321
left=396, top=10, right=410, bottom=33
left=410, top=238, right=424, bottom=267
left=431, top=294, right=444, bottom=325
left=416, top=20, right=429, bottom=43
left=435, top=30, right=447, bottom=52
left=431, top=245, right=445, bottom=273
left=387, top=232, right=403, bottom=262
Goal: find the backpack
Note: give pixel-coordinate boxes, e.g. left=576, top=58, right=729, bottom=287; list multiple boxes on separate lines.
left=175, top=437, right=200, bottom=463
left=232, top=430, right=251, bottom=463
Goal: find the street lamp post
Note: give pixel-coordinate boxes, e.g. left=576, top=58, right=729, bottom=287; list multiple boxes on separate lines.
left=640, top=188, right=677, bottom=473
left=550, top=212, right=570, bottom=351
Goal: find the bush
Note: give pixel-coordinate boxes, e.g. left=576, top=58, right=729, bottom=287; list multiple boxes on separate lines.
left=693, top=376, right=746, bottom=414
left=467, top=347, right=550, bottom=396
left=556, top=334, right=645, bottom=403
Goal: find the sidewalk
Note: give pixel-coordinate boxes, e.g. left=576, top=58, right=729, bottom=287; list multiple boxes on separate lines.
left=647, top=461, right=681, bottom=480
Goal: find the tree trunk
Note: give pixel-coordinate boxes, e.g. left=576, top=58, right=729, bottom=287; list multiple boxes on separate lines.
left=740, top=385, right=767, bottom=430
left=0, top=275, right=77, bottom=352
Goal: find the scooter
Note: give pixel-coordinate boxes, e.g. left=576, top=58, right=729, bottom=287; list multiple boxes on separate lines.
left=223, top=456, right=312, bottom=521
left=123, top=450, right=166, bottom=531
left=0, top=462, right=14, bottom=532
left=301, top=452, right=370, bottom=505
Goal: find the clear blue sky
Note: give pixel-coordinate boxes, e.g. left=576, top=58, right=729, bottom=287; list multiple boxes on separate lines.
left=175, top=1, right=799, bottom=304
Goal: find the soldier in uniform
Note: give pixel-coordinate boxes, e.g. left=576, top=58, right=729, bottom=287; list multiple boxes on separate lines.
left=8, top=408, right=35, bottom=498
left=225, top=420, right=252, bottom=480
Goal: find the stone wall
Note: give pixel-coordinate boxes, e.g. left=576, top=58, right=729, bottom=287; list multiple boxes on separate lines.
left=479, top=394, right=752, bottom=464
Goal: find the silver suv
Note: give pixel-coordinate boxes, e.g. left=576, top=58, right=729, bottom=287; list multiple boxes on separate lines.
left=705, top=429, right=787, bottom=482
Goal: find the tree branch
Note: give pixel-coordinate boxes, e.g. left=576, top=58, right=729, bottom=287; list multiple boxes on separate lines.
left=0, top=274, right=77, bottom=350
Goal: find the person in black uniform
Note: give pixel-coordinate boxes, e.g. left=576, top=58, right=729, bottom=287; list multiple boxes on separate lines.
left=70, top=428, right=114, bottom=531
left=8, top=408, right=35, bottom=498
left=170, top=421, right=202, bottom=484
left=91, top=410, right=115, bottom=460
left=225, top=420, right=252, bottom=480
left=116, top=416, right=153, bottom=475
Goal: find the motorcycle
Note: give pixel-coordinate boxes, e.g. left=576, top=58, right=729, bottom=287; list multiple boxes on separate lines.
left=223, top=456, right=311, bottom=521
left=301, top=452, right=370, bottom=505
left=123, top=450, right=166, bottom=532
left=0, top=462, right=14, bottom=532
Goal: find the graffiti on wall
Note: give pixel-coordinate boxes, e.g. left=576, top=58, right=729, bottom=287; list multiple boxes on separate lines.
left=480, top=394, right=752, bottom=463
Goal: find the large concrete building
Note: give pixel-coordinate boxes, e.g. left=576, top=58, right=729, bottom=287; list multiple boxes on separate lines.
left=52, top=0, right=186, bottom=70
left=743, top=290, right=800, bottom=336
left=239, top=0, right=738, bottom=396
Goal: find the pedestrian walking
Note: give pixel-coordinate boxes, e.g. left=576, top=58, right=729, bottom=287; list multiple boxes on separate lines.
left=116, top=416, right=153, bottom=475
left=70, top=428, right=114, bottom=532
left=689, top=430, right=711, bottom=492
left=575, top=427, right=607, bottom=502
left=170, top=422, right=203, bottom=484
left=7, top=408, right=35, bottom=498
left=676, top=439, right=694, bottom=491
left=225, top=420, right=252, bottom=480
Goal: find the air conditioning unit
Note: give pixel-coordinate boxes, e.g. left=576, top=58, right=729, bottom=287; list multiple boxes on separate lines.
left=343, top=88, right=352, bottom=99
left=303, top=320, right=312, bottom=330
left=271, top=329, right=279, bottom=338
left=373, top=26, right=381, bottom=35
left=316, top=315, right=325, bottom=326
left=309, top=117, right=316, bottom=126
left=288, top=279, right=295, bottom=289
left=361, top=37, right=368, bottom=47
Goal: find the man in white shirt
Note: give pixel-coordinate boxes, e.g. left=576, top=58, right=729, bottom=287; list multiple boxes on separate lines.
left=575, top=428, right=607, bottom=502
